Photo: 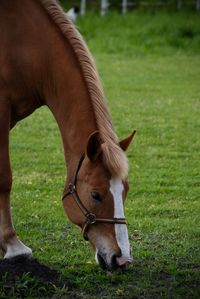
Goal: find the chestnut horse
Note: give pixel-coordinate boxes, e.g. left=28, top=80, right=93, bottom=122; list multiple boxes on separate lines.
left=0, top=0, right=135, bottom=271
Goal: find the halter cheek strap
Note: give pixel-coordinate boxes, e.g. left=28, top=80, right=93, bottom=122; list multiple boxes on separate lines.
left=62, top=155, right=126, bottom=241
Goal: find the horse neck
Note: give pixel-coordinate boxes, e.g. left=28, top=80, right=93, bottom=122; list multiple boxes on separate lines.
left=44, top=36, right=97, bottom=168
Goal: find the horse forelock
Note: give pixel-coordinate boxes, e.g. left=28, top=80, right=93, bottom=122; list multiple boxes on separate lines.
left=39, top=0, right=128, bottom=179
left=101, top=142, right=128, bottom=180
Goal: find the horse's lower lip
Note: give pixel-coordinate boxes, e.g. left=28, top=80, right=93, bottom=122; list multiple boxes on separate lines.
left=97, top=253, right=107, bottom=270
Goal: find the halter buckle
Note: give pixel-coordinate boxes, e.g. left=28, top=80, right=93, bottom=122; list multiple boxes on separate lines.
left=68, top=183, right=76, bottom=194
left=86, top=213, right=96, bottom=224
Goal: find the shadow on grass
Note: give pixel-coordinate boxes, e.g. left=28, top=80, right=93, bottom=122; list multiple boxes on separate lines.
left=0, top=256, right=199, bottom=298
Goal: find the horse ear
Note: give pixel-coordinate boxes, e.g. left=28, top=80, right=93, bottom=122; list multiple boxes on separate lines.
left=119, top=130, right=136, bottom=151
left=86, top=131, right=102, bottom=162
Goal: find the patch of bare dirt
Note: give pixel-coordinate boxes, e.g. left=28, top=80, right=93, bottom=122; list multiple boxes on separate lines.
left=0, top=254, right=58, bottom=283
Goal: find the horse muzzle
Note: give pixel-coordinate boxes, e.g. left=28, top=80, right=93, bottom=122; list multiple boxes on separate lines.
left=96, top=251, right=133, bottom=271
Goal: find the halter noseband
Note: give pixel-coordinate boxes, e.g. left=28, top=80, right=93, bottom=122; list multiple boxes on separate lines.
left=62, top=155, right=127, bottom=241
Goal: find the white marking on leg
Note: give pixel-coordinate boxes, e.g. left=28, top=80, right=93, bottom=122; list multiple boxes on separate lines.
left=4, top=238, right=32, bottom=259
left=109, top=177, right=131, bottom=258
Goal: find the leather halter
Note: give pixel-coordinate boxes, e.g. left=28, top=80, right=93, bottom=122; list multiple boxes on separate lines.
left=62, top=155, right=127, bottom=241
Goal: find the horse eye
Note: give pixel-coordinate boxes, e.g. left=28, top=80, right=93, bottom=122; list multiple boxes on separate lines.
left=91, top=191, right=102, bottom=202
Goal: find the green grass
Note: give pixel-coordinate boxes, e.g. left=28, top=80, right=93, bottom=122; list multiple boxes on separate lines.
left=78, top=12, right=200, bottom=56
left=1, top=12, right=200, bottom=299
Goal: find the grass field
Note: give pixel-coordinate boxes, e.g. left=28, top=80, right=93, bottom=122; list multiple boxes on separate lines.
left=1, top=11, right=200, bottom=299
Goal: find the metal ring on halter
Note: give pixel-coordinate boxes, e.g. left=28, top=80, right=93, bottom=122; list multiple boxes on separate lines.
left=68, top=183, right=76, bottom=194
left=82, top=213, right=96, bottom=240
left=62, top=154, right=127, bottom=241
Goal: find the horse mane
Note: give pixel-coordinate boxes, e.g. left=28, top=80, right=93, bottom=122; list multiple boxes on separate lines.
left=39, top=0, right=128, bottom=179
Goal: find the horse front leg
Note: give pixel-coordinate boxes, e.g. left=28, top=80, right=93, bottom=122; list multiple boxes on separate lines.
left=0, top=100, right=32, bottom=258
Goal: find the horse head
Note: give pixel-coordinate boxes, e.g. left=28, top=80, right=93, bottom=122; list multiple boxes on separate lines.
left=63, top=130, right=136, bottom=271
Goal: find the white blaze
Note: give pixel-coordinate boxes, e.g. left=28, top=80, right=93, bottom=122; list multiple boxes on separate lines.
left=109, top=177, right=131, bottom=258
